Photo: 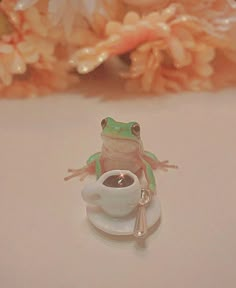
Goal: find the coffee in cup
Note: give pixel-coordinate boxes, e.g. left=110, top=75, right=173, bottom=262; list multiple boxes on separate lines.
left=81, top=170, right=141, bottom=217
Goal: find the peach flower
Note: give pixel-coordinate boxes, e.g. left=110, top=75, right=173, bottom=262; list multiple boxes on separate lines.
left=1, top=0, right=236, bottom=97
left=0, top=65, right=78, bottom=99
left=0, top=1, right=75, bottom=97
left=70, top=2, right=236, bottom=92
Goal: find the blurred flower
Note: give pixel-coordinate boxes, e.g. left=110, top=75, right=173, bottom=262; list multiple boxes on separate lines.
left=1, top=0, right=236, bottom=97
left=70, top=2, right=236, bottom=92
left=0, top=1, right=75, bottom=97
left=123, top=39, right=216, bottom=93
left=0, top=2, right=55, bottom=82
left=15, top=0, right=90, bottom=35
left=0, top=65, right=78, bottom=98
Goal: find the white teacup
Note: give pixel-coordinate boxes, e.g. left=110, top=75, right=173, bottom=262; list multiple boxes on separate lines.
left=81, top=170, right=141, bottom=217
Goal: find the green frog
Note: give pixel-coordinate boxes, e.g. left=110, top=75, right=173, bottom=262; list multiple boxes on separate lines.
left=65, top=117, right=177, bottom=192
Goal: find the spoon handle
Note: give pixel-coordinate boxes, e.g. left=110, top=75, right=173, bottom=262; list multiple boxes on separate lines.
left=134, top=204, right=147, bottom=238
left=133, top=189, right=151, bottom=238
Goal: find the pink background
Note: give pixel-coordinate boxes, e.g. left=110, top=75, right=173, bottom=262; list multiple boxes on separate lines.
left=0, top=87, right=236, bottom=288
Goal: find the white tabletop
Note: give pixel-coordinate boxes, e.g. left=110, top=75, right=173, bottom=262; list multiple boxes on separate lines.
left=0, top=88, right=236, bottom=288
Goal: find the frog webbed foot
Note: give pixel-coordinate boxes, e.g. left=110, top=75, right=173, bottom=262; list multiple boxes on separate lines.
left=64, top=166, right=91, bottom=181
left=157, top=160, right=178, bottom=172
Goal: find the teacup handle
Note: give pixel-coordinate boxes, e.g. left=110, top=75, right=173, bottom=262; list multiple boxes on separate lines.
left=81, top=182, right=102, bottom=205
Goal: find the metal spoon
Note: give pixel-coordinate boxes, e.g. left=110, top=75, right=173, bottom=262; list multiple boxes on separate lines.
left=133, top=189, right=152, bottom=238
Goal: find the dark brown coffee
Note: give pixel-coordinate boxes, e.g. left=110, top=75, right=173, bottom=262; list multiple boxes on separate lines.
left=103, top=174, right=134, bottom=188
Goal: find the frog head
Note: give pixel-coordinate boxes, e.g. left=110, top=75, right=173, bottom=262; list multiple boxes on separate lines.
left=101, top=117, right=142, bottom=153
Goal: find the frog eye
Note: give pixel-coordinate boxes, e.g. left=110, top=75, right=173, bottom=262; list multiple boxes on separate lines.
left=101, top=118, right=107, bottom=129
left=131, top=123, right=140, bottom=137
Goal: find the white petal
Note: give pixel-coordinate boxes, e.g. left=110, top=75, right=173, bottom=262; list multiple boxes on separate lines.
left=15, top=0, right=39, bottom=10
left=0, top=64, right=12, bottom=85
left=10, top=52, right=26, bottom=74
left=80, top=0, right=105, bottom=17
left=0, top=44, right=14, bottom=54
left=63, top=5, right=75, bottom=36
left=48, top=0, right=67, bottom=25
left=48, top=0, right=84, bottom=34
left=227, top=0, right=236, bottom=9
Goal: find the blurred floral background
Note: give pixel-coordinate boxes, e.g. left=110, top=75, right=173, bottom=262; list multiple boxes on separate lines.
left=1, top=0, right=236, bottom=98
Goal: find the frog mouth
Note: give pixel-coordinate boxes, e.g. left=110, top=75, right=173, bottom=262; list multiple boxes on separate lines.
left=101, top=134, right=140, bottom=153
left=101, top=134, right=140, bottom=143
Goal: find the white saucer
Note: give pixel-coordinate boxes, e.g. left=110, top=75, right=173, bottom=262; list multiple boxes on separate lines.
left=86, top=197, right=161, bottom=236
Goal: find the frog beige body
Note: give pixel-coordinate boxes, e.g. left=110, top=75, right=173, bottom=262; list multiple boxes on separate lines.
left=101, top=136, right=143, bottom=173
left=65, top=117, right=177, bottom=192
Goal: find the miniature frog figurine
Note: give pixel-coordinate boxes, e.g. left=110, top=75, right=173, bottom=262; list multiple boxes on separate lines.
left=65, top=117, right=177, bottom=192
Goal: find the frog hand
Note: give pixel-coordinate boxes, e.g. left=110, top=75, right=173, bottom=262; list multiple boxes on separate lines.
left=64, top=166, right=90, bottom=181
left=156, top=160, right=178, bottom=172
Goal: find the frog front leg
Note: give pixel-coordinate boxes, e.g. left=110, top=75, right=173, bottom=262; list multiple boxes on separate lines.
left=141, top=159, right=156, bottom=193
left=87, top=152, right=102, bottom=179
left=144, top=150, right=178, bottom=171
left=64, top=152, right=102, bottom=181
